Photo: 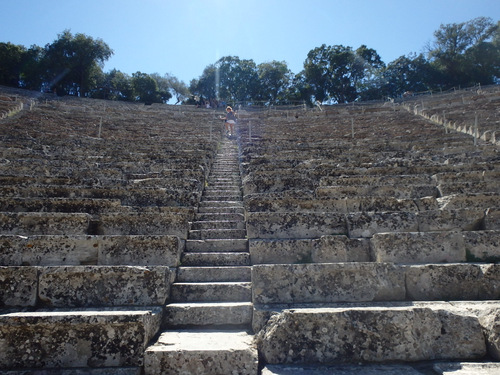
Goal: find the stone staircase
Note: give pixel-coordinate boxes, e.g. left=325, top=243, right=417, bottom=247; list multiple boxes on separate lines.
left=144, top=136, right=258, bottom=374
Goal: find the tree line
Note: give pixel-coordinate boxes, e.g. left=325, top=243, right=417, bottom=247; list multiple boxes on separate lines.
left=0, top=17, right=498, bottom=105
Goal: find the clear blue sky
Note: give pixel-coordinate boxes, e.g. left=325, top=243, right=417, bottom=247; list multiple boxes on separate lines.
left=2, top=0, right=499, bottom=85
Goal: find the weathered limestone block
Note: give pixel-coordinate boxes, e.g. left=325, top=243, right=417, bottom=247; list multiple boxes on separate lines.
left=242, top=172, right=315, bottom=195
left=245, top=197, right=347, bottom=213
left=353, top=197, right=419, bottom=213
left=485, top=208, right=500, bottom=231
left=316, top=184, right=437, bottom=199
left=0, top=266, right=37, bottom=307
left=144, top=330, right=258, bottom=375
left=0, top=235, right=181, bottom=267
left=478, top=309, right=500, bottom=360
left=347, top=212, right=418, bottom=238
left=405, top=264, right=500, bottom=300
left=0, top=212, right=90, bottom=235
left=417, top=209, right=484, bottom=232
left=437, top=193, right=500, bottom=210
left=98, top=212, right=190, bottom=238
left=252, top=263, right=405, bottom=304
left=98, top=235, right=181, bottom=266
left=0, top=307, right=162, bottom=369
left=0, top=197, right=123, bottom=214
left=0, top=235, right=98, bottom=266
left=246, top=212, right=347, bottom=239
left=414, top=196, right=440, bottom=211
left=371, top=231, right=466, bottom=264
left=38, top=266, right=172, bottom=307
left=313, top=235, right=370, bottom=263
left=256, top=306, right=486, bottom=364
left=249, top=239, right=319, bottom=265
left=438, top=181, right=500, bottom=196
left=325, top=174, right=434, bottom=186
left=463, top=230, right=500, bottom=261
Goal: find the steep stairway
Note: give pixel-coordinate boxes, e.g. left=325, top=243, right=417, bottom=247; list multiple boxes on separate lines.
left=144, top=136, right=258, bottom=375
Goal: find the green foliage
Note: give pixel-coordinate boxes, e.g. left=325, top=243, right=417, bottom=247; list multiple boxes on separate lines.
left=0, top=16, right=498, bottom=104
left=131, top=71, right=166, bottom=104
left=0, top=42, right=25, bottom=87
left=41, top=30, right=113, bottom=96
left=304, top=44, right=380, bottom=103
left=428, top=17, right=499, bottom=88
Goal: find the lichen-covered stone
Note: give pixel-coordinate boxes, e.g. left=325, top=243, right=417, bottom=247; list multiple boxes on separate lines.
left=38, top=266, right=172, bottom=307
left=144, top=330, right=258, bottom=375
left=347, top=211, right=418, bottom=238
left=417, top=209, right=484, bottom=232
left=405, top=264, right=500, bottom=300
left=463, top=230, right=500, bottom=261
left=252, top=263, right=405, bottom=304
left=371, top=231, right=466, bottom=263
left=314, top=235, right=370, bottom=263
left=0, top=266, right=37, bottom=307
left=0, top=308, right=162, bottom=368
left=246, top=212, right=347, bottom=239
left=0, top=212, right=90, bottom=235
left=98, top=212, right=190, bottom=238
left=256, top=306, right=486, bottom=364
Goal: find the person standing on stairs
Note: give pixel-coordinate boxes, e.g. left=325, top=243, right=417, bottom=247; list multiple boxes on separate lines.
left=223, top=106, right=237, bottom=137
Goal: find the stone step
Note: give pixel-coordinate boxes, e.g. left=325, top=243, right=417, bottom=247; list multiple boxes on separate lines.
left=144, top=329, right=258, bottom=375
left=186, top=239, right=248, bottom=252
left=254, top=302, right=500, bottom=365
left=199, top=200, right=243, bottom=208
left=197, top=206, right=245, bottom=214
left=0, top=307, right=162, bottom=369
left=203, top=188, right=241, bottom=195
left=190, top=220, right=245, bottom=231
left=170, top=282, right=252, bottom=302
left=181, top=252, right=250, bottom=266
left=201, top=193, right=242, bottom=201
left=177, top=266, right=251, bottom=282
left=188, top=228, right=247, bottom=240
left=195, top=212, right=244, bottom=222
left=164, top=302, right=253, bottom=326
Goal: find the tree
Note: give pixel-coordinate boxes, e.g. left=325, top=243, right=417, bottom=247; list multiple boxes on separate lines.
left=353, top=45, right=386, bottom=101
left=191, top=56, right=259, bottom=104
left=0, top=42, right=25, bottom=87
left=41, top=30, right=113, bottom=96
left=428, top=17, right=499, bottom=87
left=256, top=61, right=294, bottom=104
left=151, top=73, right=189, bottom=104
left=92, top=69, right=134, bottom=101
left=379, top=53, right=437, bottom=98
left=216, top=56, right=259, bottom=103
left=190, top=64, right=217, bottom=102
left=131, top=71, right=165, bottom=104
left=304, top=44, right=381, bottom=103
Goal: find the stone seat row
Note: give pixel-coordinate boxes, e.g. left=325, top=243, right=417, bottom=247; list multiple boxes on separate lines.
left=249, top=229, right=500, bottom=265
left=1, top=259, right=499, bottom=309
left=0, top=174, right=204, bottom=191
left=246, top=207, right=498, bottom=239
left=0, top=234, right=182, bottom=267
left=245, top=192, right=499, bottom=214
left=0, top=209, right=192, bottom=238
left=0, top=185, right=201, bottom=206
